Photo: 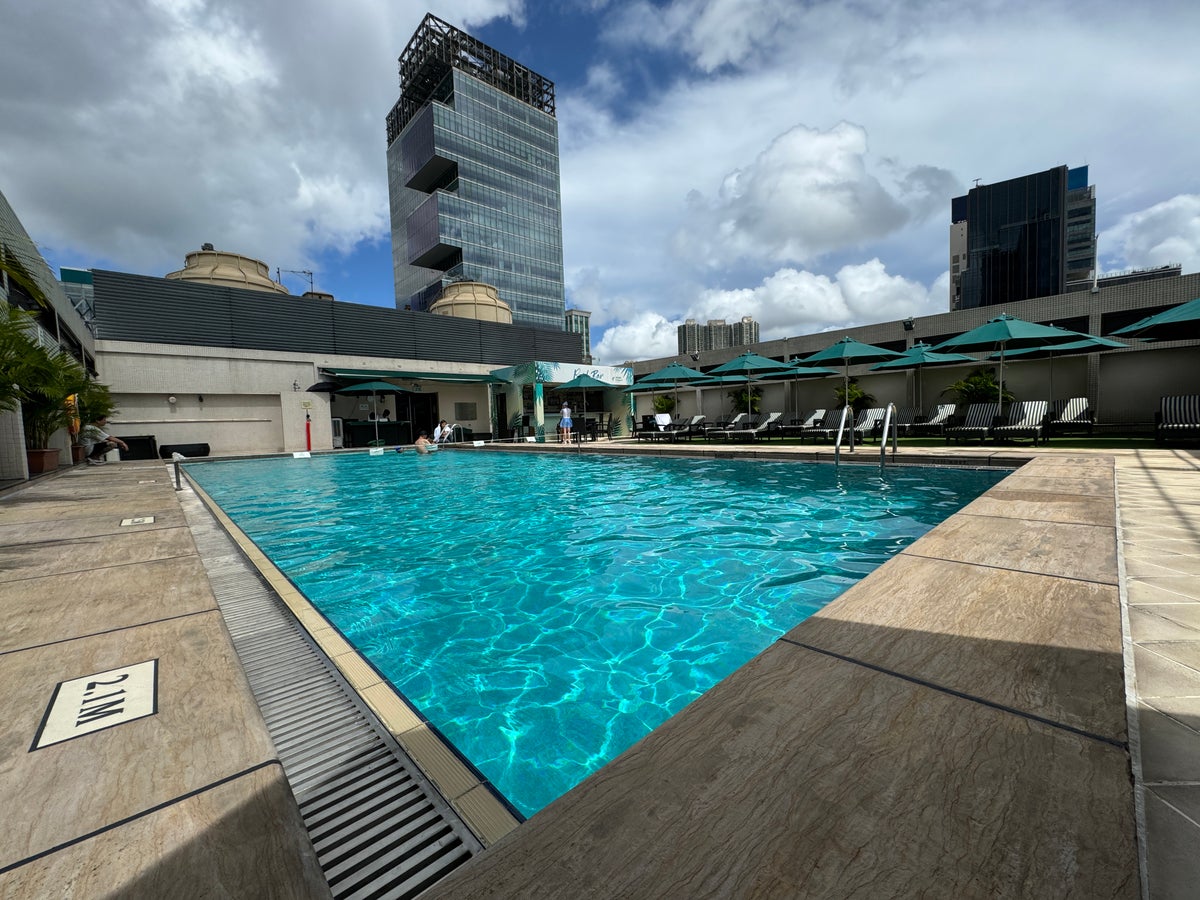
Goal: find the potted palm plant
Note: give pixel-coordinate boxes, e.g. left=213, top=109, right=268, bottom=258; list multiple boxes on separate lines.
left=18, top=344, right=89, bottom=473
left=5, top=316, right=106, bottom=474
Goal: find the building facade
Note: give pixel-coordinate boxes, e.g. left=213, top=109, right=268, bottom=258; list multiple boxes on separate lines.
left=564, top=308, right=592, bottom=363
left=950, top=165, right=1096, bottom=310
left=677, top=316, right=759, bottom=355
left=385, top=13, right=566, bottom=330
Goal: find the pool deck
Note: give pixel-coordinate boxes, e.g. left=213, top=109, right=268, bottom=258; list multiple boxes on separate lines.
left=1, top=444, right=1197, bottom=897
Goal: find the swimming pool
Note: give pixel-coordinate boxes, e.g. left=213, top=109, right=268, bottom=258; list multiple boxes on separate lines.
left=187, top=451, right=1006, bottom=817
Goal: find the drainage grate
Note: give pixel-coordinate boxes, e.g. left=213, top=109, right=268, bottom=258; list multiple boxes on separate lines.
left=177, top=481, right=483, bottom=898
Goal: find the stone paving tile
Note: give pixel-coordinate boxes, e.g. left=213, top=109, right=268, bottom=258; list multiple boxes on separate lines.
left=0, top=766, right=330, bottom=900
left=0, top=526, right=197, bottom=582
left=1127, top=578, right=1200, bottom=604
left=0, top=555, right=217, bottom=653
left=0, top=612, right=275, bottom=869
left=1142, top=789, right=1200, bottom=900
left=785, top=554, right=1125, bottom=740
left=425, top=643, right=1136, bottom=899
left=1132, top=645, right=1200, bottom=698
left=1129, top=606, right=1200, bottom=642
left=0, top=508, right=187, bottom=545
left=1137, top=703, right=1200, bottom=782
left=903, top=513, right=1117, bottom=584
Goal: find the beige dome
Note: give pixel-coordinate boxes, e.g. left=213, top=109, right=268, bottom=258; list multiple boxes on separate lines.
left=429, top=281, right=512, bottom=324
left=166, top=248, right=288, bottom=294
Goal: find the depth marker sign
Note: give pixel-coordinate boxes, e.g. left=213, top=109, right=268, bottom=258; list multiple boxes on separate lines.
left=31, top=660, right=159, bottom=750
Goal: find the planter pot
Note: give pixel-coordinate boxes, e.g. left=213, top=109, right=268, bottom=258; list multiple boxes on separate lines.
left=26, top=448, right=62, bottom=475
left=71, top=444, right=87, bottom=465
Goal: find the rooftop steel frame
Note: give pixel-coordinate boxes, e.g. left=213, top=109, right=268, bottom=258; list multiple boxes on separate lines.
left=386, top=13, right=556, bottom=145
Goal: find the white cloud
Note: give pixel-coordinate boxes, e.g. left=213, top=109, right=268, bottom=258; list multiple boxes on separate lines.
left=671, top=122, right=928, bottom=268
left=592, top=259, right=941, bottom=364
left=0, top=0, right=521, bottom=279
left=1101, top=194, right=1200, bottom=275
left=592, top=310, right=680, bottom=364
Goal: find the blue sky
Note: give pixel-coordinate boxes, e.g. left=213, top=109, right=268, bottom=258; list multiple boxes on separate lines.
left=3, top=1, right=1199, bottom=364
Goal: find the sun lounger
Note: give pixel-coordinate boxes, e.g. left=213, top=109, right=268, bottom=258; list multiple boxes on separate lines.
left=801, top=408, right=852, bottom=443
left=851, top=408, right=886, bottom=442
left=722, top=411, right=782, bottom=441
left=780, top=409, right=825, bottom=438
left=658, top=415, right=706, bottom=441
left=992, top=400, right=1050, bottom=445
left=1047, top=398, right=1094, bottom=437
left=1155, top=395, right=1200, bottom=445
left=704, top=412, right=748, bottom=438
left=945, top=402, right=1000, bottom=443
left=908, top=403, right=957, bottom=437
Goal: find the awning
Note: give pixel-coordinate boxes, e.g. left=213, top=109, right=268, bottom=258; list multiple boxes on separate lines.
left=320, top=367, right=506, bottom=384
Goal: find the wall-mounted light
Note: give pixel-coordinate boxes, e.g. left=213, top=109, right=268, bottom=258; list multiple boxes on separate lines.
left=292, top=380, right=300, bottom=391
left=902, top=317, right=915, bottom=332
left=167, top=395, right=177, bottom=405
left=197, top=395, right=204, bottom=404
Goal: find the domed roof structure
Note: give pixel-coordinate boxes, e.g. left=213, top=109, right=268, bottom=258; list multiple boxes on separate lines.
left=429, top=281, right=512, bottom=324
left=165, top=244, right=288, bottom=294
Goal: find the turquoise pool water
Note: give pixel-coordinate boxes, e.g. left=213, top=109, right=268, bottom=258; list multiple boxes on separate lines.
left=186, top=451, right=1006, bottom=817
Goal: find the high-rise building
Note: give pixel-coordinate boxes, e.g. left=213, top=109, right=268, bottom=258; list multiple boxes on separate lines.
left=385, top=14, right=566, bottom=329
left=564, top=308, right=592, bottom=363
left=676, top=316, right=759, bottom=354
left=950, top=165, right=1096, bottom=310
left=731, top=315, right=759, bottom=347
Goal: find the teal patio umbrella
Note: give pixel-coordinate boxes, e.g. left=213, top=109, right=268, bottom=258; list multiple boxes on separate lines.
left=707, top=352, right=794, bottom=416
left=988, top=335, right=1127, bottom=401
left=634, top=361, right=708, bottom=413
left=555, top=373, right=616, bottom=418
left=933, top=315, right=1081, bottom=408
left=759, top=362, right=839, bottom=419
left=795, top=337, right=905, bottom=408
left=871, top=342, right=976, bottom=410
left=1112, top=296, right=1200, bottom=341
left=336, top=380, right=414, bottom=443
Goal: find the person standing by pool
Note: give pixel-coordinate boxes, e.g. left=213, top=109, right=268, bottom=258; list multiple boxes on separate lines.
left=559, top=401, right=572, bottom=443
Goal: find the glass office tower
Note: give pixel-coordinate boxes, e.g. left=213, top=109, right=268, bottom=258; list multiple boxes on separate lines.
left=950, top=165, right=1096, bottom=310
left=385, top=14, right=566, bottom=329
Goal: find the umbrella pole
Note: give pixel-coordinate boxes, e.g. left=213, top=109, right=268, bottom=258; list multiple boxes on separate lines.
left=372, top=390, right=380, bottom=443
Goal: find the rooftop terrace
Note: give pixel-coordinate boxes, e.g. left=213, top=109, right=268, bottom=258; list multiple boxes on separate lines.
left=1, top=444, right=1197, bottom=897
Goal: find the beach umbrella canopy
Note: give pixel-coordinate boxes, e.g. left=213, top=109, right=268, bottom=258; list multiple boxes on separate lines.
left=794, top=337, right=905, bottom=406
left=987, top=335, right=1128, bottom=401
left=871, top=342, right=976, bottom=409
left=637, top=361, right=707, bottom=384
left=932, top=315, right=1081, bottom=407
left=305, top=380, right=341, bottom=393
left=1111, top=296, right=1200, bottom=341
left=336, top=381, right=414, bottom=442
left=755, top=362, right=839, bottom=419
left=708, top=352, right=794, bottom=416
left=633, top=361, right=708, bottom=412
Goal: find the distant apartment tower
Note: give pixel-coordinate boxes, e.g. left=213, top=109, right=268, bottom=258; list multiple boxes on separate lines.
left=385, top=13, right=566, bottom=328
left=950, top=165, right=1096, bottom=310
left=565, top=308, right=592, bottom=363
left=677, top=316, right=759, bottom=354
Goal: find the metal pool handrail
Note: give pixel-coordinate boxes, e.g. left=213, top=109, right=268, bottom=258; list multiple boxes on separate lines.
left=880, top=402, right=898, bottom=470
left=833, top=406, right=853, bottom=466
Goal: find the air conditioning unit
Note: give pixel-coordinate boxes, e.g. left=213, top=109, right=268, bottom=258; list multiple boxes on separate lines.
left=331, top=417, right=344, bottom=449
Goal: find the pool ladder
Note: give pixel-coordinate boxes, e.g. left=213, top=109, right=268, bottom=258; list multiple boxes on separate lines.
left=833, top=403, right=898, bottom=470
